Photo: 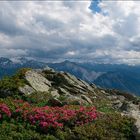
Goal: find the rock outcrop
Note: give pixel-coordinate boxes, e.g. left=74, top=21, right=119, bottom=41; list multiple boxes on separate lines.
left=25, top=70, right=51, bottom=92
left=121, top=102, right=140, bottom=139
left=7, top=68, right=139, bottom=139
left=105, top=89, right=140, bottom=139
left=19, top=69, right=99, bottom=105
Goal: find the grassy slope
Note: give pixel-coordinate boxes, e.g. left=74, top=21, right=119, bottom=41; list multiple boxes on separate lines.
left=0, top=69, right=136, bottom=140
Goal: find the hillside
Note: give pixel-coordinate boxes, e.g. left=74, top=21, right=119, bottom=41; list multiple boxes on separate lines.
left=1, top=57, right=140, bottom=96
left=47, top=60, right=102, bottom=83
left=94, top=71, right=140, bottom=96
left=0, top=68, right=140, bottom=139
left=48, top=61, right=140, bottom=96
left=0, top=57, right=46, bottom=78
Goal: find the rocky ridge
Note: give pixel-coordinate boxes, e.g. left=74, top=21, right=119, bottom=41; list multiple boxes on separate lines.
left=19, top=68, right=96, bottom=105
left=18, top=68, right=140, bottom=138
left=0, top=67, right=140, bottom=139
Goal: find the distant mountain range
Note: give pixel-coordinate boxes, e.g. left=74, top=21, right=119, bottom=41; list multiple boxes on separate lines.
left=0, top=57, right=140, bottom=96
left=47, top=60, right=103, bottom=83
left=0, top=57, right=46, bottom=78
left=48, top=61, right=140, bottom=96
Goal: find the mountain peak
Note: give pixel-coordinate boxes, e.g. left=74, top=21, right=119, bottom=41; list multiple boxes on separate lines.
left=0, top=57, right=13, bottom=66
left=0, top=57, right=12, bottom=63
left=62, top=60, right=75, bottom=65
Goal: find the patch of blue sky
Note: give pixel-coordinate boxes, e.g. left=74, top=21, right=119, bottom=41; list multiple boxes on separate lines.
left=89, top=0, right=101, bottom=13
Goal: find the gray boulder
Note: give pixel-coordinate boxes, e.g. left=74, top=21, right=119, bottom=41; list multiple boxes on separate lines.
left=19, top=85, right=35, bottom=95
left=121, top=102, right=140, bottom=140
left=25, top=70, right=51, bottom=92
left=112, top=100, right=123, bottom=109
left=65, top=95, right=88, bottom=105
left=50, top=89, right=60, bottom=98
left=81, top=95, right=93, bottom=104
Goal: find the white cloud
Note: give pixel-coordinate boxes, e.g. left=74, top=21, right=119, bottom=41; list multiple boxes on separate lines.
left=0, top=1, right=140, bottom=64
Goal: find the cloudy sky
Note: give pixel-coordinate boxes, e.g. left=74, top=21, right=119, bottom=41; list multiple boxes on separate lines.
left=0, top=0, right=140, bottom=64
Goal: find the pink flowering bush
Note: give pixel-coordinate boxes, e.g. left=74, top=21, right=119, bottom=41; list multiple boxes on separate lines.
left=14, top=103, right=98, bottom=132
left=0, top=99, right=135, bottom=139
left=0, top=99, right=98, bottom=133
left=0, top=103, right=11, bottom=120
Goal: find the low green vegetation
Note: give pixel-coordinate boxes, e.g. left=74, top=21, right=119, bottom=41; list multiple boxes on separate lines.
left=0, top=69, right=137, bottom=139
left=92, top=98, right=115, bottom=113
left=0, top=68, right=31, bottom=98
left=0, top=96, right=136, bottom=140
left=73, top=113, right=135, bottom=140
left=23, top=91, right=53, bottom=107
